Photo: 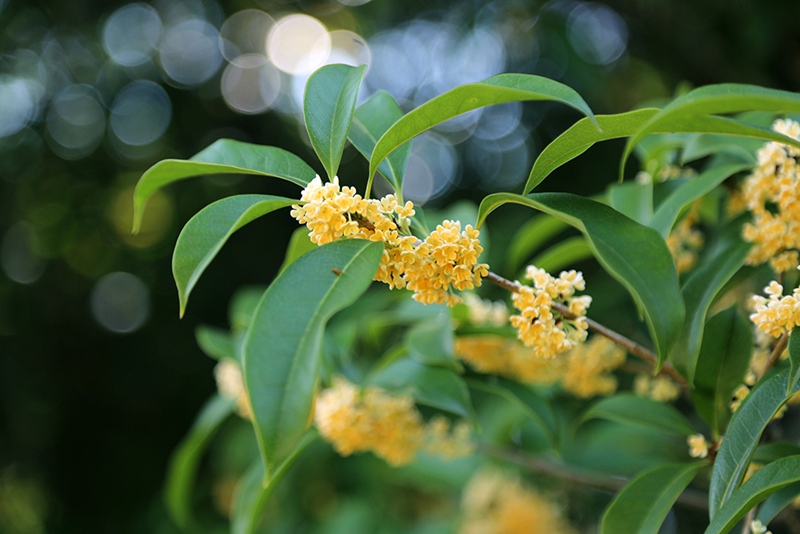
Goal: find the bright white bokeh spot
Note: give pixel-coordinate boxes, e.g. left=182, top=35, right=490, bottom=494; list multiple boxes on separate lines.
left=567, top=3, right=628, bottom=65
left=327, top=30, right=371, bottom=68
left=221, top=54, right=281, bottom=114
left=220, top=9, right=274, bottom=61
left=46, top=84, right=106, bottom=159
left=91, top=272, right=150, bottom=333
left=102, top=3, right=162, bottom=67
left=110, top=80, right=171, bottom=146
left=0, top=76, right=38, bottom=138
left=160, top=18, right=223, bottom=86
left=1, top=222, right=46, bottom=284
left=473, top=102, right=523, bottom=141
left=267, top=15, right=331, bottom=75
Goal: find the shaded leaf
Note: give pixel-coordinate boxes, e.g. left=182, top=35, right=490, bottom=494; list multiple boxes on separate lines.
left=133, top=139, right=315, bottom=232
left=526, top=236, right=593, bottom=275
left=607, top=180, right=653, bottom=225
left=243, top=239, right=383, bottom=472
left=173, top=195, right=296, bottom=316
left=582, top=394, right=695, bottom=437
left=195, top=325, right=236, bottom=361
left=303, top=64, right=366, bottom=180
left=278, top=226, right=317, bottom=275
left=506, top=214, right=570, bottom=273
left=756, top=481, right=800, bottom=525
left=478, top=192, right=684, bottom=362
left=406, top=318, right=461, bottom=370
left=788, top=329, right=800, bottom=396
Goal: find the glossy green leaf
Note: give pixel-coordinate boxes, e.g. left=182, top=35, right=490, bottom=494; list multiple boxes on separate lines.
left=669, top=233, right=751, bottom=380
left=582, top=394, right=695, bottom=437
left=164, top=395, right=234, bottom=530
left=754, top=441, right=800, bottom=465
left=243, top=239, right=383, bottom=472
left=607, top=180, right=653, bottom=225
left=478, top=192, right=684, bottom=361
left=195, top=325, right=236, bottom=361
left=621, top=84, right=800, bottom=179
left=680, top=134, right=761, bottom=165
left=710, top=367, right=800, bottom=517
left=506, top=214, right=570, bottom=273
left=691, top=306, right=753, bottom=437
left=132, top=139, right=315, bottom=232
left=349, top=90, right=410, bottom=197
left=368, top=74, right=595, bottom=196
left=172, top=194, right=296, bottom=316
left=231, top=431, right=316, bottom=534
left=525, top=108, right=658, bottom=194
left=650, top=163, right=750, bottom=238
left=788, top=329, right=800, bottom=396
left=600, top=462, right=708, bottom=534
left=368, top=357, right=473, bottom=418
left=406, top=318, right=460, bottom=370
left=600, top=462, right=707, bottom=534
left=527, top=236, right=593, bottom=275
left=278, top=226, right=317, bottom=275
left=707, top=455, right=800, bottom=534
left=304, top=63, right=366, bottom=180
left=756, top=481, right=800, bottom=525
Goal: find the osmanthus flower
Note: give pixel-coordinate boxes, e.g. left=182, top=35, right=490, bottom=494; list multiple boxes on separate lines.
left=560, top=336, right=625, bottom=398
left=749, top=273, right=800, bottom=338
left=461, top=292, right=509, bottom=327
left=737, top=119, right=800, bottom=273
left=666, top=207, right=704, bottom=273
left=687, top=433, right=709, bottom=459
left=214, top=359, right=252, bottom=419
left=509, top=266, right=591, bottom=358
left=750, top=519, right=773, bottom=534
left=313, top=377, right=473, bottom=466
left=633, top=374, right=681, bottom=402
left=459, top=468, right=576, bottom=534
left=291, top=176, right=489, bottom=305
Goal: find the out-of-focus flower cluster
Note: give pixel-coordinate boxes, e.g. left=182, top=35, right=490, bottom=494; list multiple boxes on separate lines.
left=291, top=177, right=489, bottom=305
left=666, top=207, right=704, bottom=273
left=455, top=335, right=625, bottom=398
left=736, top=119, right=800, bottom=273
left=749, top=275, right=800, bottom=338
left=509, top=266, right=591, bottom=358
left=687, top=433, right=709, bottom=459
left=461, top=293, right=509, bottom=327
left=313, top=377, right=473, bottom=466
left=633, top=374, right=681, bottom=402
left=459, top=468, right=576, bottom=534
left=214, top=359, right=252, bottom=419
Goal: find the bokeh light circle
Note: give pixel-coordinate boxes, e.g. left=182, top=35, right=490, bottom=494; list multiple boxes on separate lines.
left=267, top=15, right=331, bottom=75
left=159, top=18, right=223, bottom=86
left=109, top=80, right=171, bottom=146
left=221, top=54, right=282, bottom=114
left=46, top=84, right=106, bottom=159
left=0, top=76, right=38, bottom=138
left=102, top=3, right=162, bottom=67
left=90, top=272, right=150, bottom=333
left=219, top=9, right=274, bottom=61
left=567, top=3, right=628, bottom=66
left=1, top=222, right=46, bottom=285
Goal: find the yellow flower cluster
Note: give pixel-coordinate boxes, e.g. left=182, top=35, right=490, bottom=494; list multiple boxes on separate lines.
left=291, top=177, right=489, bottom=305
left=214, top=359, right=252, bottom=419
left=313, top=377, right=473, bottom=465
left=633, top=374, right=682, bottom=402
left=738, top=119, right=800, bottom=273
left=462, top=293, right=509, bottom=326
left=454, top=335, right=624, bottom=398
left=749, top=276, right=800, bottom=337
left=687, top=433, right=709, bottom=458
left=459, top=468, right=576, bottom=534
left=666, top=208, right=704, bottom=273
left=730, top=384, right=750, bottom=412
left=509, top=266, right=591, bottom=358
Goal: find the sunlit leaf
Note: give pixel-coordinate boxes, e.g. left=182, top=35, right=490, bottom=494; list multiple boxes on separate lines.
left=133, top=139, right=315, bottom=232
left=304, top=64, right=366, bottom=180
left=600, top=462, right=707, bottom=534
left=478, top=192, right=684, bottom=361
left=581, top=394, right=695, bottom=437
left=369, top=74, right=595, bottom=196
left=172, top=194, right=296, bottom=316
left=243, top=239, right=383, bottom=472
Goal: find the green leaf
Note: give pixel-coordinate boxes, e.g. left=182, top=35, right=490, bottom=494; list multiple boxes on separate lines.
left=600, top=462, right=707, bottom=534
left=304, top=63, right=366, bottom=180
left=172, top=195, right=297, bottom=316
left=478, top=192, right=684, bottom=362
left=164, top=395, right=234, bottom=530
left=621, top=85, right=800, bottom=179
left=754, top=441, right=800, bottom=465
left=506, top=214, right=570, bottom=273
left=368, top=74, right=595, bottom=196
left=756, top=481, right=800, bottom=525
left=668, top=233, right=751, bottom=380
left=691, top=306, right=753, bottom=437
left=231, top=431, right=317, bottom=534
left=680, top=134, right=761, bottom=165
left=710, top=367, right=800, bottom=517
left=526, top=236, right=593, bottom=275
left=650, top=163, right=750, bottom=238
left=368, top=357, right=473, bottom=418
left=243, top=239, right=383, bottom=472
left=581, top=394, right=695, bottom=437
left=228, top=286, right=267, bottom=332
left=195, top=325, right=236, bottom=361
left=278, top=226, right=317, bottom=275
left=406, top=318, right=461, bottom=370
left=132, top=139, right=315, bottom=232
left=525, top=108, right=659, bottom=194
left=788, top=329, right=800, bottom=396
left=607, top=180, right=653, bottom=225
left=706, top=455, right=800, bottom=534
left=349, top=90, right=410, bottom=197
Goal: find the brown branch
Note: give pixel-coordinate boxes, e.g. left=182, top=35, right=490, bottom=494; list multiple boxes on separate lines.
left=764, top=332, right=789, bottom=376
left=483, top=270, right=687, bottom=386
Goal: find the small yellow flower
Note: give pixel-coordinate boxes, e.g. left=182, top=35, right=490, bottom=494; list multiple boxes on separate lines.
left=214, top=359, right=252, bottom=420
left=687, top=434, right=709, bottom=458
left=749, top=272, right=800, bottom=337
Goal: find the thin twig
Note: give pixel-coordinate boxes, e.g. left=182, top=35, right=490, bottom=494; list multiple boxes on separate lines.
left=479, top=442, right=708, bottom=510
left=483, top=271, right=687, bottom=385
left=741, top=507, right=756, bottom=534
left=764, top=332, right=789, bottom=375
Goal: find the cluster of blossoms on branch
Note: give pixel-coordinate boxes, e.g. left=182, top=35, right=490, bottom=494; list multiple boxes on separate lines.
left=749, top=275, right=800, bottom=338
left=313, top=377, right=473, bottom=465
left=291, top=176, right=488, bottom=306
